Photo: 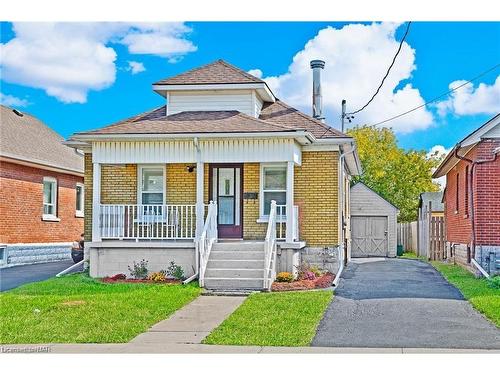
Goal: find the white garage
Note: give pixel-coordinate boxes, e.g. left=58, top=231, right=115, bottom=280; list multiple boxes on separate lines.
left=350, top=183, right=399, bottom=258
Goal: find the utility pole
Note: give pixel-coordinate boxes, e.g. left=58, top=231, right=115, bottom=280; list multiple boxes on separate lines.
left=341, top=99, right=346, bottom=133
left=341, top=99, right=354, bottom=133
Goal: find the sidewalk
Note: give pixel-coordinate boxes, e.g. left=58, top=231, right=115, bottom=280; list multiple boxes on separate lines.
left=2, top=343, right=498, bottom=354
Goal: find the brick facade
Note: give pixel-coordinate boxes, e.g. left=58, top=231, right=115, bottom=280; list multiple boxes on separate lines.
left=83, top=151, right=341, bottom=247
left=0, top=160, right=84, bottom=244
left=295, top=151, right=339, bottom=246
left=445, top=139, right=500, bottom=246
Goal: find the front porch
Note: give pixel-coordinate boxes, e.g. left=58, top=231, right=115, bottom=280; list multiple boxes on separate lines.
left=87, top=139, right=304, bottom=288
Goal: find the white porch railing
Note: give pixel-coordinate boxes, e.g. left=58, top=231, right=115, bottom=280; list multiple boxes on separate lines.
left=198, top=201, right=218, bottom=287
left=263, top=200, right=278, bottom=290
left=99, top=204, right=196, bottom=240
left=276, top=204, right=299, bottom=241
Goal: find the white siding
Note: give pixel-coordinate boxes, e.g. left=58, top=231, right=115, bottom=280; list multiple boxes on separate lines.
left=167, top=90, right=255, bottom=116
left=92, top=139, right=302, bottom=165
left=252, top=91, right=264, bottom=117
left=350, top=183, right=398, bottom=257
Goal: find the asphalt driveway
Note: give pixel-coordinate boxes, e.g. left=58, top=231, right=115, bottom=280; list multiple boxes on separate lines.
left=0, top=260, right=83, bottom=292
left=312, top=258, right=500, bottom=349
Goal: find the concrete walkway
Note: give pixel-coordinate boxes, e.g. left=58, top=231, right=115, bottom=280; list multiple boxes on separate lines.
left=131, top=295, right=246, bottom=345
left=312, top=258, right=500, bottom=349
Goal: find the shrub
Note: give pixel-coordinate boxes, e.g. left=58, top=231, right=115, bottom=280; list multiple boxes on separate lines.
left=109, top=273, right=126, bottom=281
left=147, top=270, right=167, bottom=283
left=302, top=271, right=316, bottom=280
left=127, top=259, right=149, bottom=279
left=276, top=272, right=294, bottom=282
left=310, top=265, right=324, bottom=277
left=166, top=261, right=185, bottom=280
left=488, top=276, right=500, bottom=289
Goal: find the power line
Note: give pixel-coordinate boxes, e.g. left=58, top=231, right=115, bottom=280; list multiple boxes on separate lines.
left=346, top=21, right=412, bottom=116
left=368, top=63, right=500, bottom=127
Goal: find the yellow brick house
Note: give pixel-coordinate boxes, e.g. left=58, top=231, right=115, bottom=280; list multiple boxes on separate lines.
left=66, top=59, right=361, bottom=291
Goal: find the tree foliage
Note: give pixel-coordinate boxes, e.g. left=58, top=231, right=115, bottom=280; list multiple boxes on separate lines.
left=347, top=125, right=440, bottom=222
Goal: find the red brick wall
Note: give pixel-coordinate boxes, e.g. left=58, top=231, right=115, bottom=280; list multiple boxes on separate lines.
left=0, top=161, right=84, bottom=244
left=473, top=139, right=500, bottom=246
left=444, top=139, right=500, bottom=246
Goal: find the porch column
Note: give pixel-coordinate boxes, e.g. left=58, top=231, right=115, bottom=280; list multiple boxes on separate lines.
left=92, top=162, right=101, bottom=242
left=195, top=161, right=205, bottom=239
left=286, top=161, right=294, bottom=242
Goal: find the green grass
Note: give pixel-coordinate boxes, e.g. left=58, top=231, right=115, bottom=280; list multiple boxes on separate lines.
left=398, top=251, right=427, bottom=261
left=432, top=262, right=500, bottom=327
left=203, top=290, right=333, bottom=347
left=0, top=273, right=201, bottom=344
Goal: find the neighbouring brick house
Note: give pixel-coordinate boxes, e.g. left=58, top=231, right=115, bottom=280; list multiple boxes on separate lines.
left=433, top=114, right=500, bottom=275
left=66, top=59, right=361, bottom=291
left=0, top=105, right=84, bottom=266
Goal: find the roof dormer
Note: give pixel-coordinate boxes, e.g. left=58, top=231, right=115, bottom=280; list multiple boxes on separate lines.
left=152, top=60, right=275, bottom=118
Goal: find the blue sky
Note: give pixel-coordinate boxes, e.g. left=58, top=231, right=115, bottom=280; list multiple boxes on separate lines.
left=1, top=22, right=499, bottom=155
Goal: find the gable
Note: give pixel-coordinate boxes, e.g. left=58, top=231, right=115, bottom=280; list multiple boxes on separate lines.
left=350, top=183, right=399, bottom=214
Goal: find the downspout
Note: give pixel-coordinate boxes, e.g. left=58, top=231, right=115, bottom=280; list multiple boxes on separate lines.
left=333, top=141, right=356, bottom=288
left=453, top=144, right=499, bottom=262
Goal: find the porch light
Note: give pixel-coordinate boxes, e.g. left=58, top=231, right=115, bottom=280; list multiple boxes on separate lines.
left=186, top=165, right=196, bottom=173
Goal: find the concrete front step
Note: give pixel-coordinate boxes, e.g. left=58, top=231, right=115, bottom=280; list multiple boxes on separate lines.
left=205, top=268, right=264, bottom=278
left=211, top=242, right=264, bottom=252
left=204, top=277, right=265, bottom=290
left=207, top=259, right=265, bottom=269
left=210, top=250, right=264, bottom=260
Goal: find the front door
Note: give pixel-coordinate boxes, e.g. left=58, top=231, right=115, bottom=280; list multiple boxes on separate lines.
left=209, top=164, right=243, bottom=238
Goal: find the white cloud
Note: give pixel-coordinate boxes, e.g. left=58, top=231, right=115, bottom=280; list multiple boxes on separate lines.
left=436, top=75, right=500, bottom=116
left=0, top=22, right=196, bottom=103
left=427, top=144, right=451, bottom=160
left=247, top=69, right=263, bottom=79
left=259, top=22, right=433, bottom=134
left=427, top=145, right=451, bottom=190
left=0, top=92, right=30, bottom=107
left=127, top=61, right=146, bottom=75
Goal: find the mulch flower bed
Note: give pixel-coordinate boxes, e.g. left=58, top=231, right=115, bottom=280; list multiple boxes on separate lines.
left=101, top=274, right=182, bottom=284
left=271, top=272, right=334, bottom=292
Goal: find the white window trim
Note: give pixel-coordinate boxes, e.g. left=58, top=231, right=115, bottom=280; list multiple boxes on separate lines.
left=76, top=182, right=85, bottom=218
left=258, top=163, right=287, bottom=222
left=42, top=176, right=59, bottom=221
left=137, top=165, right=166, bottom=205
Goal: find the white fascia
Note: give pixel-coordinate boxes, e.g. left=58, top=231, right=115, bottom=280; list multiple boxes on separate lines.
left=153, top=83, right=276, bottom=103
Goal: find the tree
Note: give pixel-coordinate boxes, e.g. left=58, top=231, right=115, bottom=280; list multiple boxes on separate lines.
left=347, top=125, right=440, bottom=222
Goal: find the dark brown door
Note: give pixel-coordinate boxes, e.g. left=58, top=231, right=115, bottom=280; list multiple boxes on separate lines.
left=209, top=164, right=243, bottom=238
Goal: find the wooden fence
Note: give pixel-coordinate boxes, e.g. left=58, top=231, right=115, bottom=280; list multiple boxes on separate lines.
left=398, top=202, right=446, bottom=260
left=397, top=221, right=416, bottom=252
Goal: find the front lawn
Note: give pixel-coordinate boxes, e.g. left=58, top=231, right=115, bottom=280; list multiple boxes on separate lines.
left=0, top=273, right=201, bottom=344
left=432, top=262, right=500, bottom=327
left=203, top=290, right=332, bottom=347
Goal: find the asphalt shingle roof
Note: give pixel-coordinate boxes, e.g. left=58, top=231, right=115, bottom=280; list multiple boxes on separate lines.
left=76, top=108, right=297, bottom=135
left=419, top=192, right=444, bottom=211
left=154, top=60, right=264, bottom=85
left=1, top=105, right=83, bottom=173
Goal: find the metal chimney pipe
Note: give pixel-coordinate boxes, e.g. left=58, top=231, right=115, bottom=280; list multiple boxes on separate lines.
left=310, top=59, right=325, bottom=122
